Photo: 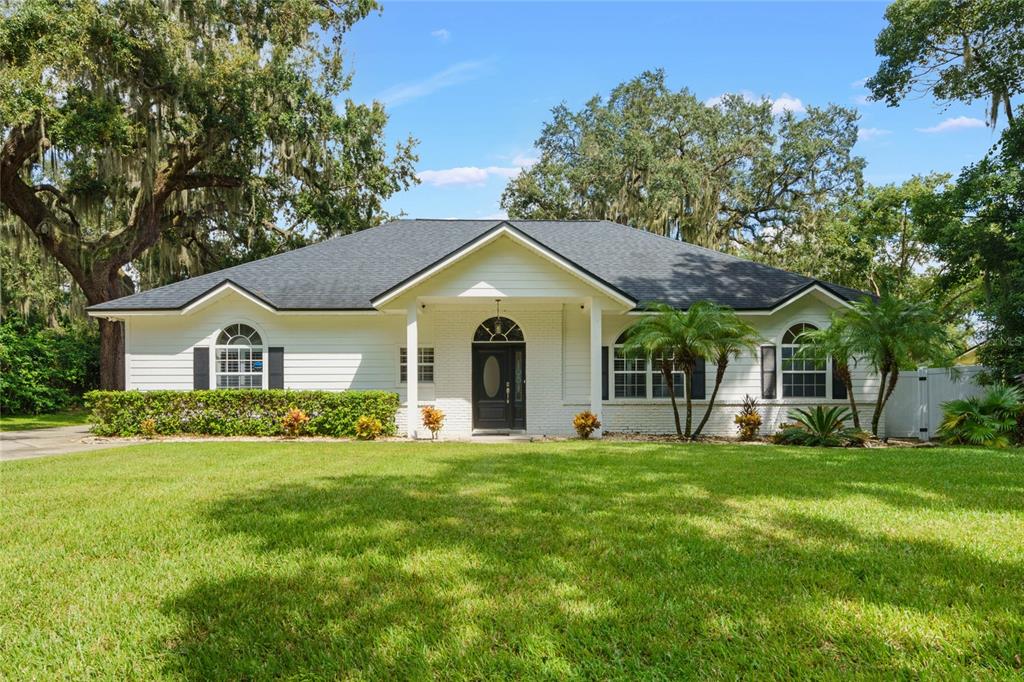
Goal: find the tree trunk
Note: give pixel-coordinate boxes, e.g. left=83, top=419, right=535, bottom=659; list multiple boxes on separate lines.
left=839, top=363, right=860, bottom=430
left=82, top=274, right=131, bottom=390
left=683, top=366, right=694, bottom=439
left=97, top=318, right=125, bottom=390
left=663, top=364, right=683, bottom=439
left=692, top=360, right=727, bottom=439
left=871, top=365, right=890, bottom=437
left=876, top=366, right=901, bottom=441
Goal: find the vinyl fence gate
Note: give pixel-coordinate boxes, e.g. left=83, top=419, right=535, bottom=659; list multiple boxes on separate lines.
left=883, top=366, right=988, bottom=440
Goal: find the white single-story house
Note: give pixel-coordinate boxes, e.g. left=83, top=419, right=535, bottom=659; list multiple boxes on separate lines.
left=87, top=219, right=882, bottom=438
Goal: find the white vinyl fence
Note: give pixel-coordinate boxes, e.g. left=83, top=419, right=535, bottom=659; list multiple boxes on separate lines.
left=884, top=366, right=988, bottom=440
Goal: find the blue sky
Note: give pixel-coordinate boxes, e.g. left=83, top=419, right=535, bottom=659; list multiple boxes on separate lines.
left=342, top=2, right=1005, bottom=220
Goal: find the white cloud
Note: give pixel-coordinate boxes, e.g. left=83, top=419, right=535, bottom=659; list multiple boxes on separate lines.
left=916, top=116, right=987, bottom=133
left=705, top=90, right=805, bottom=116
left=857, top=127, right=892, bottom=142
left=853, top=94, right=872, bottom=106
left=510, top=153, right=538, bottom=167
left=850, top=76, right=868, bottom=89
left=431, top=28, right=450, bottom=43
left=418, top=166, right=522, bottom=187
left=377, top=60, right=487, bottom=106
left=770, top=94, right=805, bottom=115
left=418, top=154, right=536, bottom=188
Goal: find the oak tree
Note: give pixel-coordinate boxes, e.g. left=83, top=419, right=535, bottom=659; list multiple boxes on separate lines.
left=1, top=0, right=417, bottom=388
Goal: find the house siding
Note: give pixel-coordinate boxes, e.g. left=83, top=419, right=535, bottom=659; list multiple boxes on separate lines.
left=123, top=290, right=882, bottom=438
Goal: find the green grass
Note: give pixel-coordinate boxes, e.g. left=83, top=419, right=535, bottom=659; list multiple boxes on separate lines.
left=1, top=441, right=1022, bottom=679
left=0, top=407, right=90, bottom=431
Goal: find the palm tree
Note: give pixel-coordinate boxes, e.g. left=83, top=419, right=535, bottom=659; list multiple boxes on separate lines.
left=691, top=312, right=760, bottom=438
left=838, top=295, right=958, bottom=436
left=621, top=301, right=720, bottom=439
left=796, top=319, right=862, bottom=430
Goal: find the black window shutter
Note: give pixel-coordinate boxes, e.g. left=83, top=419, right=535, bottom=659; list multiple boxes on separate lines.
left=761, top=346, right=776, bottom=399
left=831, top=357, right=847, bottom=399
left=601, top=346, right=609, bottom=401
left=193, top=347, right=209, bottom=390
left=269, top=347, right=284, bottom=389
left=691, top=357, right=706, bottom=399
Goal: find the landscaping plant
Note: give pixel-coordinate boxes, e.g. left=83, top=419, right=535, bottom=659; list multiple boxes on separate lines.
left=572, top=410, right=602, bottom=439
left=139, top=418, right=157, bottom=440
left=834, top=295, right=957, bottom=436
left=938, top=384, right=1024, bottom=448
left=281, top=408, right=310, bottom=439
left=354, top=416, right=384, bottom=441
left=692, top=313, right=761, bottom=438
left=734, top=395, right=762, bottom=441
left=774, top=405, right=866, bottom=447
left=621, top=302, right=719, bottom=439
left=420, top=406, right=446, bottom=440
left=0, top=320, right=99, bottom=415
left=85, top=390, right=399, bottom=438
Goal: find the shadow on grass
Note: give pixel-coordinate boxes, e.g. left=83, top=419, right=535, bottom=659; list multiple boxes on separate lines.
left=161, top=444, right=1024, bottom=678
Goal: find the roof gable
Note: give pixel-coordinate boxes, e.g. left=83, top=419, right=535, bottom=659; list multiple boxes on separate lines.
left=372, top=223, right=636, bottom=308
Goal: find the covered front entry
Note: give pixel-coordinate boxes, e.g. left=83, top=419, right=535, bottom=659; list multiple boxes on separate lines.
left=471, top=316, right=526, bottom=431
left=382, top=227, right=633, bottom=438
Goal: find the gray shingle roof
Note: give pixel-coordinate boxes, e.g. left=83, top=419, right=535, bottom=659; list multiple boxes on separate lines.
left=88, top=219, right=870, bottom=312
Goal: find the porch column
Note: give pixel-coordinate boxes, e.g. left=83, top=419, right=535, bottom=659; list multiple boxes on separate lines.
left=589, top=298, right=603, bottom=438
left=406, top=303, right=419, bottom=439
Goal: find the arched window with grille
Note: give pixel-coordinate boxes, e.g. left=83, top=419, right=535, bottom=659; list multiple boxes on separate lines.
left=215, top=323, right=264, bottom=389
left=473, top=316, right=524, bottom=343
left=780, top=323, right=826, bottom=397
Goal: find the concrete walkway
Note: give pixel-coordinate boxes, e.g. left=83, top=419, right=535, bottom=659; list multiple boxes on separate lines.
left=0, top=426, right=137, bottom=461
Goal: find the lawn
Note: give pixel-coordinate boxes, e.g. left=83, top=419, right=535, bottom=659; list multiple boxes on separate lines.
left=1, top=441, right=1022, bottom=679
left=0, top=407, right=90, bottom=431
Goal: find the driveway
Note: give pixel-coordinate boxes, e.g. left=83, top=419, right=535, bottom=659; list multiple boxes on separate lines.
left=0, top=426, right=138, bottom=461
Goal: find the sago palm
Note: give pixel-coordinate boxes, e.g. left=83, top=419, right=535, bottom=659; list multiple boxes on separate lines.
left=692, top=312, right=761, bottom=439
left=621, top=301, right=719, bottom=439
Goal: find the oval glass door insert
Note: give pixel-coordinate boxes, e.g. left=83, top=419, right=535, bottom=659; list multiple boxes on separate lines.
left=483, top=356, right=501, bottom=398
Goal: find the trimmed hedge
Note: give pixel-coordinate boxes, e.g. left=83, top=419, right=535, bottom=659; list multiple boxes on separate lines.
left=85, top=390, right=399, bottom=438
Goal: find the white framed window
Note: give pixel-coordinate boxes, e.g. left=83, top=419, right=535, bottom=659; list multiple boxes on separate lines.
left=780, top=323, right=826, bottom=398
left=650, top=351, right=686, bottom=398
left=611, top=331, right=706, bottom=400
left=215, top=323, right=264, bottom=389
left=400, top=347, right=434, bottom=383
left=612, top=331, right=647, bottom=398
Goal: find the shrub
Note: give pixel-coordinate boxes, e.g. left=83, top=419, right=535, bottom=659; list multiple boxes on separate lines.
left=139, top=418, right=157, bottom=439
left=572, top=410, right=602, bottom=439
left=0, top=320, right=99, bottom=414
left=281, top=407, right=310, bottom=438
left=420, top=405, right=445, bottom=440
left=734, top=394, right=762, bottom=441
left=85, top=390, right=399, bottom=438
left=938, top=384, right=1024, bottom=448
left=355, top=415, right=383, bottom=440
left=773, top=405, right=865, bottom=447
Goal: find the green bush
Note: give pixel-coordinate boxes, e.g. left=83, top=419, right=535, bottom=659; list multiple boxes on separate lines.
left=773, top=405, right=867, bottom=447
left=938, top=384, right=1024, bottom=448
left=85, top=390, right=399, bottom=438
left=0, top=320, right=100, bottom=414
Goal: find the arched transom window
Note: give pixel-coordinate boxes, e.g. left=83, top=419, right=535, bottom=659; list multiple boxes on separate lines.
left=474, top=316, right=524, bottom=343
left=781, top=323, right=826, bottom=398
left=215, top=323, right=264, bottom=389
